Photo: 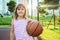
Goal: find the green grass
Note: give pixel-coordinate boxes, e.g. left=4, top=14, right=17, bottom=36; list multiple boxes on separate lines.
left=0, top=25, right=10, bottom=28
left=40, top=27, right=60, bottom=40
left=0, top=17, right=12, bottom=25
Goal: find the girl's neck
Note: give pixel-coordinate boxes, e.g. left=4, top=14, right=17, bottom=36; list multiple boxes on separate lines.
left=17, top=16, right=25, bottom=20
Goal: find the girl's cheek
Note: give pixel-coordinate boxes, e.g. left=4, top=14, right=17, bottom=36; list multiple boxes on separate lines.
left=23, top=10, right=25, bottom=13
left=17, top=10, right=20, bottom=14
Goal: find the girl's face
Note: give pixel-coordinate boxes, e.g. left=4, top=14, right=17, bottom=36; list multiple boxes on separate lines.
left=17, top=6, right=25, bottom=17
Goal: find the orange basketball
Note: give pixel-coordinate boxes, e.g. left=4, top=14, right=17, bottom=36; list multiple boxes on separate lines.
left=26, top=20, right=43, bottom=37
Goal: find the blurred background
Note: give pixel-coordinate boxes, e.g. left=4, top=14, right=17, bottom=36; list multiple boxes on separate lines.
left=0, top=0, right=60, bottom=40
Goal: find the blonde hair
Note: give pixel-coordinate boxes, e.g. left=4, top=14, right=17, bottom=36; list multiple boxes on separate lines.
left=14, top=4, right=26, bottom=19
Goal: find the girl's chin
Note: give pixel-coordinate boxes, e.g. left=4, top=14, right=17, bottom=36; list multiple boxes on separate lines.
left=18, top=15, right=24, bottom=17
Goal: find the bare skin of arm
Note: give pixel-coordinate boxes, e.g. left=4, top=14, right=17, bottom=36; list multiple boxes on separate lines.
left=10, top=19, right=14, bottom=40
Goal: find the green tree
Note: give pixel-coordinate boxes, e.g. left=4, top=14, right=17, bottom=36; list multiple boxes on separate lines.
left=44, top=0, right=59, bottom=29
left=38, top=6, right=46, bottom=24
left=37, top=1, right=46, bottom=21
left=7, top=1, right=16, bottom=15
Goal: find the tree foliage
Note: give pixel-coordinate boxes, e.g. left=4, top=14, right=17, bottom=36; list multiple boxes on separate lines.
left=7, top=1, right=16, bottom=12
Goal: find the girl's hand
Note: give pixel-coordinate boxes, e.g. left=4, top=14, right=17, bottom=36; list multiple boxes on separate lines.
left=27, top=18, right=33, bottom=24
left=33, top=37, right=38, bottom=40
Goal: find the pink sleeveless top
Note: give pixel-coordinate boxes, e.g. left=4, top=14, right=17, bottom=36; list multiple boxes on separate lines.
left=13, top=18, right=33, bottom=40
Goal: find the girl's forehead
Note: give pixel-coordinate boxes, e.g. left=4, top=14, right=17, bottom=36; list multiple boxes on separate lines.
left=17, top=6, right=25, bottom=9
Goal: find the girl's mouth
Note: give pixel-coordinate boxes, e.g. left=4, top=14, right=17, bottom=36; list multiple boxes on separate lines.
left=19, top=12, right=23, bottom=14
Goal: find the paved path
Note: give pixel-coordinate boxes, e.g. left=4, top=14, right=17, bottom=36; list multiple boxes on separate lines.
left=0, top=28, right=10, bottom=40
left=0, top=28, right=42, bottom=40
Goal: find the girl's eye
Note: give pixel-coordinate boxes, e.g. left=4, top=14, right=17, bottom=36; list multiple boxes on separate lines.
left=21, top=8, right=24, bottom=10
left=17, top=9, right=20, bottom=10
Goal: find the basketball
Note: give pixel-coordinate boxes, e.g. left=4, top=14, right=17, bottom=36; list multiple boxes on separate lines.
left=26, top=20, right=43, bottom=37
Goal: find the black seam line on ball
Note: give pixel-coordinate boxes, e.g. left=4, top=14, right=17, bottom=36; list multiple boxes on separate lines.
left=31, top=22, right=39, bottom=36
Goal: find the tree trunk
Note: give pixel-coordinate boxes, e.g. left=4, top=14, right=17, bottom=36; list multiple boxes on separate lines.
left=59, top=0, right=60, bottom=28
left=37, top=0, right=39, bottom=21
left=53, top=9, right=55, bottom=29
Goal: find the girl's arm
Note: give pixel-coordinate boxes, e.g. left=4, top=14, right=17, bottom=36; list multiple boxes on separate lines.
left=10, top=19, right=14, bottom=40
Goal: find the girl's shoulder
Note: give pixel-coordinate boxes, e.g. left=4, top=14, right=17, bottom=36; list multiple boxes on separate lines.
left=26, top=18, right=33, bottom=22
left=26, top=17, right=38, bottom=22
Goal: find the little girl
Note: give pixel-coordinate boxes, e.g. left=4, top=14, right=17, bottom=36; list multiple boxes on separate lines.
left=10, top=4, right=38, bottom=40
